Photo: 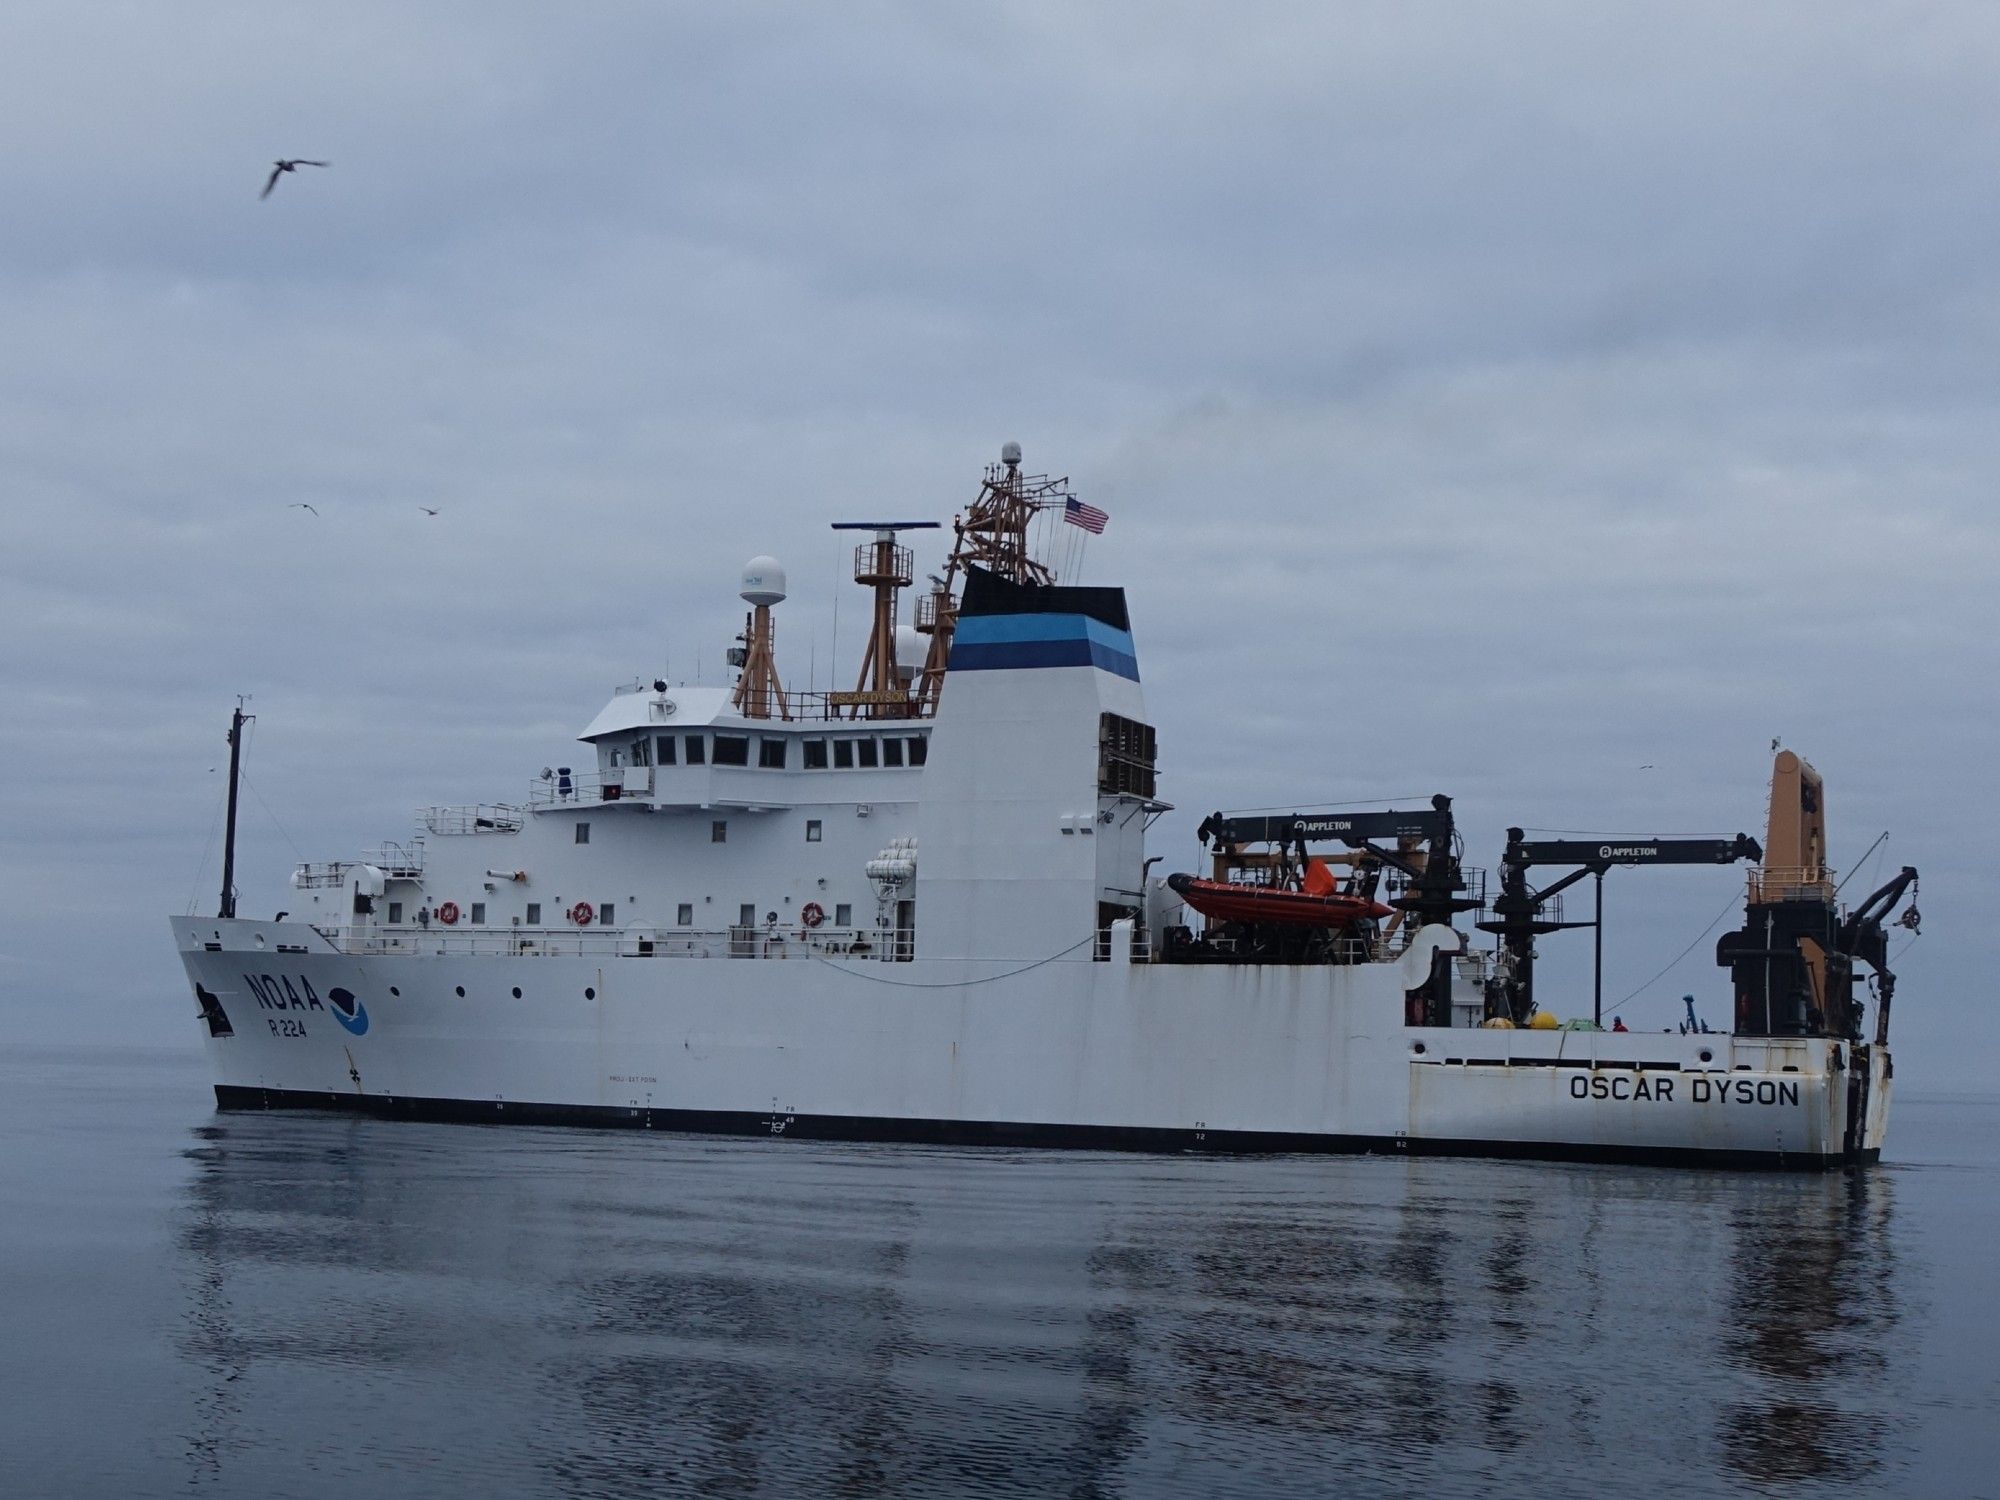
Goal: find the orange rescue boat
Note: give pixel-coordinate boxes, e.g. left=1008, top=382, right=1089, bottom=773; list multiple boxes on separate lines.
left=1167, top=872, right=1392, bottom=930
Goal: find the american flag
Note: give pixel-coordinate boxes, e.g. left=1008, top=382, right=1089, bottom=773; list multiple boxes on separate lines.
left=1063, top=496, right=1109, bottom=534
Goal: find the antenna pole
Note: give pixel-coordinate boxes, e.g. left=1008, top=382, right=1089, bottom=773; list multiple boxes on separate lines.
left=1592, top=869, right=1604, bottom=1027
left=218, top=699, right=250, bottom=919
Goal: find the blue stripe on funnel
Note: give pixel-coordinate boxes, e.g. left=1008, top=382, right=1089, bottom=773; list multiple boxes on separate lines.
left=948, top=613, right=1139, bottom=680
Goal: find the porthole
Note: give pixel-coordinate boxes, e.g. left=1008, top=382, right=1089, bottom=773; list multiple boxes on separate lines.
left=585, top=986, right=597, bottom=1000
left=454, top=985, right=466, bottom=998
left=511, top=986, right=522, bottom=999
left=1412, top=1041, right=1427, bottom=1056
left=1698, top=1049, right=1713, bottom=1064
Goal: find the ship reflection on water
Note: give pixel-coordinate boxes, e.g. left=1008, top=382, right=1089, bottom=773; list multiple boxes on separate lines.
left=172, top=1118, right=1918, bottom=1497
left=1719, top=1172, right=1900, bottom=1485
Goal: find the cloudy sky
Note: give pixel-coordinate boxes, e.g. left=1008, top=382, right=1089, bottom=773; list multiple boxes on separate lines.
left=2, top=4, right=1992, bottom=1086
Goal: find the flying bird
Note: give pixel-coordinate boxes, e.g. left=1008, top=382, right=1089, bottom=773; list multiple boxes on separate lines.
left=419, top=506, right=440, bottom=516
left=289, top=502, right=319, bottom=517
left=1639, top=764, right=1655, bottom=770
left=261, top=159, right=330, bottom=199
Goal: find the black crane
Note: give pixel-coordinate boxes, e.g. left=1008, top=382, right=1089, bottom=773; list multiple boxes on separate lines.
left=1192, top=797, right=1481, bottom=1014
left=1195, top=795, right=1482, bottom=932
left=1479, top=830, right=1763, bottom=1026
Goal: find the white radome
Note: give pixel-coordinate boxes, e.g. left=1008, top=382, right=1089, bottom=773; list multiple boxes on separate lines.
left=894, top=625, right=925, bottom=683
left=740, top=555, right=787, bottom=608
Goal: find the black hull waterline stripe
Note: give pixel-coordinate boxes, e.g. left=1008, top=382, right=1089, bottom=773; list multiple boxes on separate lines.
left=213, top=1086, right=1875, bottom=1172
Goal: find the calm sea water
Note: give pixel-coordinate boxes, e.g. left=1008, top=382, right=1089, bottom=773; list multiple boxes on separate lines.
left=2, top=1043, right=1995, bottom=1499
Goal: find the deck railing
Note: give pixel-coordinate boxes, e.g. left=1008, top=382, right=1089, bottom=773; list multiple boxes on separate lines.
left=1749, top=866, right=1836, bottom=903
left=361, top=841, right=426, bottom=879
left=420, top=805, right=524, bottom=836
left=311, top=924, right=886, bottom=960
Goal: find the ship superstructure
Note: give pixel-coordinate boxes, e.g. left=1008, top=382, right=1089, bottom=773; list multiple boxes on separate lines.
left=170, top=446, right=1919, bottom=1168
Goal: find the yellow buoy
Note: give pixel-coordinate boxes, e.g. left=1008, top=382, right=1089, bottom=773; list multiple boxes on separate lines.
left=1529, top=1011, right=1559, bottom=1030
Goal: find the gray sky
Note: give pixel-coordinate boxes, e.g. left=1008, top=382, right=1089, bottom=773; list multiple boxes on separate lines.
left=2, top=4, right=1993, bottom=1086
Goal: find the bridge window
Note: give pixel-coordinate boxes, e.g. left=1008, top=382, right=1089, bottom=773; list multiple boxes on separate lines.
left=713, top=735, right=750, bottom=766
left=711, top=820, right=727, bottom=843
left=685, top=735, right=706, bottom=765
left=656, top=735, right=676, bottom=765
left=908, top=736, right=928, bottom=766
left=857, top=738, right=879, bottom=769
left=803, top=738, right=828, bottom=769
left=575, top=823, right=590, bottom=845
left=883, top=738, right=904, bottom=767
left=758, top=738, right=787, bottom=769
left=631, top=737, right=650, bottom=767
left=833, top=739, right=854, bottom=769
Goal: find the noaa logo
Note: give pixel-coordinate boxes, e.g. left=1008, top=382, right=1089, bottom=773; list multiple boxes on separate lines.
left=327, top=986, right=369, bottom=1037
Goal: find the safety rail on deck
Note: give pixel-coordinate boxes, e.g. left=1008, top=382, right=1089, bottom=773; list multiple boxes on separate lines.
left=530, top=769, right=649, bottom=806
left=1381, top=865, right=1490, bottom=909
left=1749, top=866, right=1836, bottom=903
left=600, top=692, right=935, bottom=730
left=296, top=842, right=427, bottom=888
left=311, top=925, right=890, bottom=960
left=1165, top=923, right=1479, bottom=969
left=1096, top=922, right=1153, bottom=961
left=362, top=841, right=426, bottom=878
left=421, top=804, right=523, bottom=836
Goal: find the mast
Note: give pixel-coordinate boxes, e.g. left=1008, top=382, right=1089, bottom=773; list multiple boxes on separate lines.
left=915, top=443, right=1074, bottom=713
left=218, top=699, right=251, bottom=919
left=829, top=521, right=938, bottom=719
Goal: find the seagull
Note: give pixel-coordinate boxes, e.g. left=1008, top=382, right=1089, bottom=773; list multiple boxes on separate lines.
left=261, top=159, right=329, bottom=199
left=289, top=502, right=319, bottom=516
left=1639, top=764, right=1655, bottom=770
left=419, top=506, right=440, bottom=516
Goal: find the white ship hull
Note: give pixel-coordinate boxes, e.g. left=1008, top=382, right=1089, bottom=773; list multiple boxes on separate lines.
left=173, top=916, right=1890, bottom=1169
left=170, top=471, right=1914, bottom=1172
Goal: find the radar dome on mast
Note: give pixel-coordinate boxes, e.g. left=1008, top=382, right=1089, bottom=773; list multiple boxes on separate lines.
left=894, top=625, right=924, bottom=686
left=740, top=556, right=787, bottom=608
left=732, top=555, right=790, bottom=719
left=1000, top=440, right=1022, bottom=467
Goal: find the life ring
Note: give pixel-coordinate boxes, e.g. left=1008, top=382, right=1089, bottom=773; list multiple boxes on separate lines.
left=436, top=901, right=460, bottom=926
left=800, top=901, right=825, bottom=929
left=569, top=901, right=594, bottom=927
